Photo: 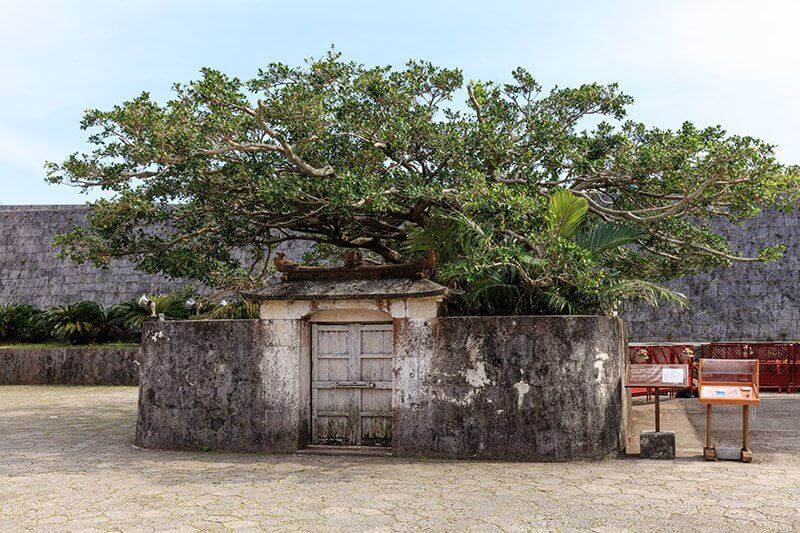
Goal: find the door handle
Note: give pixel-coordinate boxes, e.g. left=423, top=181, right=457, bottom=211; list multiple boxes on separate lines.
left=334, top=381, right=376, bottom=388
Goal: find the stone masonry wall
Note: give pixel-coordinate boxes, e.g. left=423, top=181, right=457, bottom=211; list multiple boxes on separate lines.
left=0, top=345, right=140, bottom=385
left=393, top=316, right=628, bottom=460
left=2, top=204, right=796, bottom=340
left=0, top=205, right=308, bottom=308
left=626, top=208, right=799, bottom=342
left=0, top=205, right=190, bottom=307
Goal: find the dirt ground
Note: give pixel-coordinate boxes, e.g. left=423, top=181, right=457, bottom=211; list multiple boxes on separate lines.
left=1, top=386, right=799, bottom=531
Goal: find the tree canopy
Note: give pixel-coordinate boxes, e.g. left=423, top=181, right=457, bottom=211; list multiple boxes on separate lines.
left=48, top=50, right=798, bottom=315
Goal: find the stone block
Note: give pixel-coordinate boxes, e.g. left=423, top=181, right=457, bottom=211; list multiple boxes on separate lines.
left=640, top=431, right=675, bottom=459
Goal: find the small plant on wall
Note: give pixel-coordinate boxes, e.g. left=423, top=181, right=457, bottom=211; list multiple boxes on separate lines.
left=680, top=347, right=694, bottom=362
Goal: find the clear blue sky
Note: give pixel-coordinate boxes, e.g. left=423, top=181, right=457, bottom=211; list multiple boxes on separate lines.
left=1, top=0, right=798, bottom=204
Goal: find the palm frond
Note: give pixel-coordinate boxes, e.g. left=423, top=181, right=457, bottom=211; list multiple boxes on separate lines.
left=605, top=280, right=688, bottom=310
left=546, top=189, right=588, bottom=240
left=575, top=221, right=647, bottom=253
left=203, top=301, right=259, bottom=320
left=43, top=301, right=107, bottom=344
left=543, top=289, right=584, bottom=315
left=113, top=293, right=190, bottom=328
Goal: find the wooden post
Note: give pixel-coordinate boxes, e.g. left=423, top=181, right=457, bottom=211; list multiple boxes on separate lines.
left=742, top=405, right=752, bottom=462
left=703, top=404, right=716, bottom=460
left=654, top=387, right=661, bottom=432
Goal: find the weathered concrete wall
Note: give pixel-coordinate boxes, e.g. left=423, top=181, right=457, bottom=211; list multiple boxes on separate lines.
left=136, top=320, right=302, bottom=453
left=137, top=316, right=628, bottom=460
left=393, top=316, right=628, bottom=461
left=0, top=345, right=140, bottom=385
left=626, top=208, right=799, bottom=342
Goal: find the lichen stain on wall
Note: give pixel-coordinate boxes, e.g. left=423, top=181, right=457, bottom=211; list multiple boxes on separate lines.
left=464, top=361, right=490, bottom=388
left=457, top=335, right=495, bottom=405
left=513, top=380, right=531, bottom=409
left=593, top=351, right=609, bottom=383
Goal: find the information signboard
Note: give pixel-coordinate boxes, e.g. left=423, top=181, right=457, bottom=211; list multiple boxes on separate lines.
left=697, top=358, right=760, bottom=462
left=626, top=364, right=691, bottom=388
left=698, top=359, right=759, bottom=406
left=625, top=364, right=691, bottom=434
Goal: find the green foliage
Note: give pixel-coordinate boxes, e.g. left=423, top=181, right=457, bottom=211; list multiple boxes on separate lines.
left=43, top=301, right=107, bottom=345
left=1, top=285, right=258, bottom=346
left=0, top=304, right=49, bottom=343
left=546, top=190, right=588, bottom=240
left=407, top=190, right=686, bottom=315
left=47, top=51, right=799, bottom=316
left=113, top=293, right=190, bottom=328
left=574, top=222, right=647, bottom=254
left=200, top=300, right=260, bottom=320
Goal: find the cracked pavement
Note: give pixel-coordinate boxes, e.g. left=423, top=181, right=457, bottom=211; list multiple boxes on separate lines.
left=1, top=386, right=799, bottom=531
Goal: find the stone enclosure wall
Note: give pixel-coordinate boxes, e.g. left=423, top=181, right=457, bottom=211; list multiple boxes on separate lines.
left=0, top=205, right=191, bottom=307
left=393, top=316, right=628, bottom=460
left=0, top=204, right=307, bottom=307
left=0, top=345, right=140, bottom=385
left=137, top=316, right=628, bottom=461
left=625, top=208, right=799, bottom=342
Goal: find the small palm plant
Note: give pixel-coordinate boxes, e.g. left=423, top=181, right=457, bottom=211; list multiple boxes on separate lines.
left=202, top=300, right=260, bottom=320
left=43, top=301, right=107, bottom=345
left=0, top=304, right=49, bottom=343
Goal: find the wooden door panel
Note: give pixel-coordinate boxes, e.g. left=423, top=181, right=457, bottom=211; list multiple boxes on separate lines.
left=314, top=387, right=353, bottom=412
left=314, top=415, right=356, bottom=445
left=314, top=356, right=349, bottom=381
left=311, top=323, right=393, bottom=446
left=361, top=416, right=392, bottom=447
left=360, top=358, right=392, bottom=382
left=360, top=329, right=392, bottom=355
left=361, top=387, right=392, bottom=412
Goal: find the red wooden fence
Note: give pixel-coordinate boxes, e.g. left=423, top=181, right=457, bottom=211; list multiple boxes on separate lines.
left=630, top=342, right=799, bottom=394
left=701, top=342, right=796, bottom=393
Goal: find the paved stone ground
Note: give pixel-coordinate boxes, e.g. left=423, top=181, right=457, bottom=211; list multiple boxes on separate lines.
left=2, top=386, right=800, bottom=532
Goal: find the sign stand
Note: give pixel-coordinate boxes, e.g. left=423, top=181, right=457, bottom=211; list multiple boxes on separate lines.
left=626, top=364, right=691, bottom=459
left=698, top=359, right=759, bottom=463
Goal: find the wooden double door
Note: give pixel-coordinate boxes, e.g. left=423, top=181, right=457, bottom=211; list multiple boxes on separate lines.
left=311, top=323, right=393, bottom=446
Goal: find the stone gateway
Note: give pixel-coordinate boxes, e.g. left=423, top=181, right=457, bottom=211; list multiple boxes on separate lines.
left=136, top=277, right=629, bottom=461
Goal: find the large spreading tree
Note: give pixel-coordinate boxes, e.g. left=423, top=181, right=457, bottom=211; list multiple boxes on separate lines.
left=48, top=51, right=798, bottom=315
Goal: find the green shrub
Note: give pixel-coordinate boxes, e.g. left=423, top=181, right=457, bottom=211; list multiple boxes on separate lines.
left=43, top=301, right=107, bottom=345
left=1, top=287, right=257, bottom=346
left=0, top=304, right=49, bottom=343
